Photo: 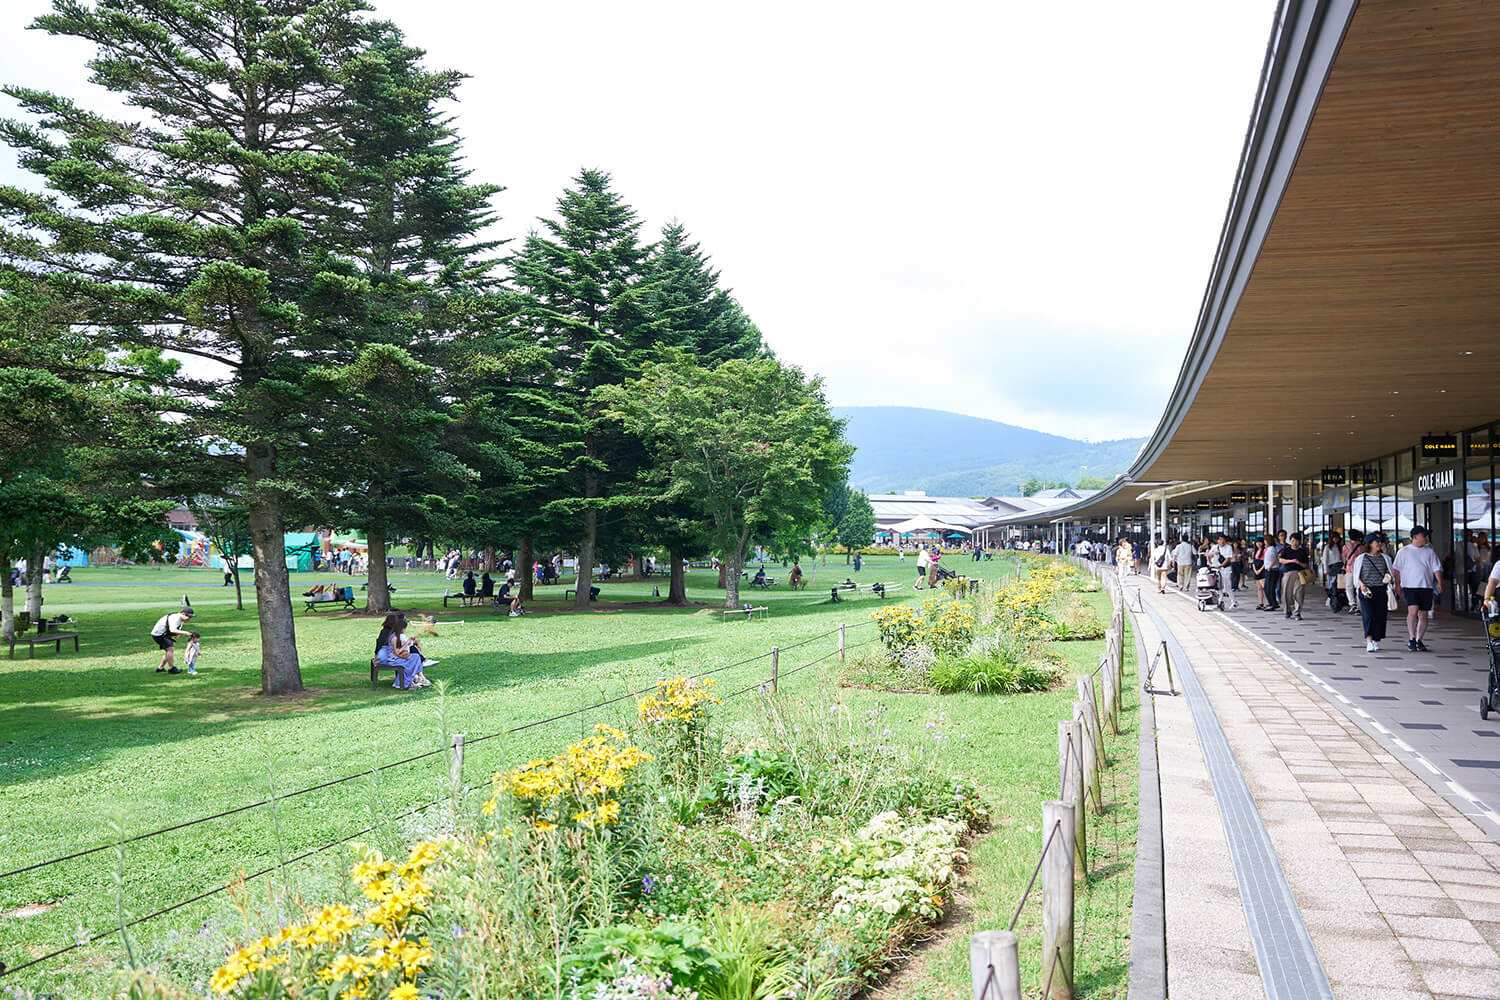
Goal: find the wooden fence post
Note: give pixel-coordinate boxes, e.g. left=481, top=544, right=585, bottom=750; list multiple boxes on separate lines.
left=1042, top=800, right=1076, bottom=1000
left=969, top=929, right=1021, bottom=1000
left=448, top=733, right=465, bottom=813
left=769, top=646, right=779, bottom=694
left=1073, top=700, right=1102, bottom=812
left=1058, top=720, right=1086, bottom=868
left=1077, top=675, right=1103, bottom=771
left=1100, top=653, right=1119, bottom=736
left=838, top=623, right=847, bottom=663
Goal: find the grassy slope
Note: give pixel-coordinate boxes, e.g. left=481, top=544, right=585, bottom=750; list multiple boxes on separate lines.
left=0, top=555, right=1135, bottom=998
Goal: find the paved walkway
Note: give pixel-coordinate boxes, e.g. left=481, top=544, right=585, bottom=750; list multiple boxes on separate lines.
left=1130, top=580, right=1500, bottom=1000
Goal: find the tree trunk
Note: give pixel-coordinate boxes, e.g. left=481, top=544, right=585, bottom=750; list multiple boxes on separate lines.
left=1, top=562, right=13, bottom=643
left=574, top=506, right=596, bottom=611
left=632, top=553, right=645, bottom=582
left=667, top=549, right=687, bottom=606
left=717, top=562, right=726, bottom=589
left=366, top=525, right=392, bottom=614
left=26, top=539, right=44, bottom=619
left=724, top=545, right=745, bottom=609
left=845, top=548, right=851, bottom=564
left=232, top=554, right=244, bottom=611
left=247, top=442, right=303, bottom=695
left=519, top=534, right=534, bottom=602
left=484, top=546, right=495, bottom=574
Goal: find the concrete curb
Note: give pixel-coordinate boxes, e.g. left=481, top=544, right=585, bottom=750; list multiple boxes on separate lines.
left=1124, top=599, right=1167, bottom=1000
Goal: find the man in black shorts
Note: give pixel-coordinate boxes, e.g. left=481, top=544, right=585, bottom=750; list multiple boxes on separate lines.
left=151, top=606, right=195, bottom=674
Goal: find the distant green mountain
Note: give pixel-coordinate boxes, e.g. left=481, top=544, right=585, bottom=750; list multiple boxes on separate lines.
left=834, top=406, right=1144, bottom=496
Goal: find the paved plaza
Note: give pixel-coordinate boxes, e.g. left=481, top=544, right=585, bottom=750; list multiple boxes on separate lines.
left=1128, top=578, right=1500, bottom=1000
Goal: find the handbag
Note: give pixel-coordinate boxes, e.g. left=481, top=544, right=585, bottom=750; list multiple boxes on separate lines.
left=1299, top=567, right=1318, bottom=586
left=1387, top=586, right=1400, bottom=611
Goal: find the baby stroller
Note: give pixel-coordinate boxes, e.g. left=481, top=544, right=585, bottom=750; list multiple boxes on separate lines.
left=933, top=565, right=957, bottom=583
left=1480, top=607, right=1500, bottom=720
left=1195, top=565, right=1222, bottom=612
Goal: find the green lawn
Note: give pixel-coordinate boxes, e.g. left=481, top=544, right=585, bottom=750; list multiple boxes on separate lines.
left=0, top=553, right=1135, bottom=998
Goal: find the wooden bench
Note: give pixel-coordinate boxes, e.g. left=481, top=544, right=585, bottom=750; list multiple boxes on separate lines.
left=720, top=605, right=769, bottom=622
left=10, top=632, right=80, bottom=659
left=564, top=587, right=600, bottom=601
left=443, top=592, right=483, bottom=607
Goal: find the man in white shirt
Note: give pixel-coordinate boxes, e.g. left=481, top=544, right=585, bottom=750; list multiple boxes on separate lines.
left=1173, top=536, right=1196, bottom=593
left=150, top=605, right=195, bottom=674
left=1209, top=533, right=1237, bottom=609
left=1392, top=526, right=1443, bottom=651
left=915, top=545, right=930, bottom=589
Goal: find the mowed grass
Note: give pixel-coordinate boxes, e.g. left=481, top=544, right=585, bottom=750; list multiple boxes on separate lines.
left=0, top=554, right=1137, bottom=999
left=0, top=555, right=981, bottom=992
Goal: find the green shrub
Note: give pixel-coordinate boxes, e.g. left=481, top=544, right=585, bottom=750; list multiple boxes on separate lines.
left=928, top=650, right=1061, bottom=694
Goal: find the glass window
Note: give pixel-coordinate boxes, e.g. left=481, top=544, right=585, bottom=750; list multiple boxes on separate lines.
left=1396, top=448, right=1414, bottom=480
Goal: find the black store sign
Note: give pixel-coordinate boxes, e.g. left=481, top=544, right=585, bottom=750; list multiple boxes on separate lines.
left=1414, top=463, right=1463, bottom=501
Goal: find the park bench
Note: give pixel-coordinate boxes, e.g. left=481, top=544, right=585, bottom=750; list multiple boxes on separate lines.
left=564, top=586, right=601, bottom=601
left=369, top=657, right=397, bottom=690
left=443, top=592, right=483, bottom=607
left=9, top=631, right=80, bottom=659
left=303, top=586, right=355, bottom=613
left=720, top=605, right=768, bottom=622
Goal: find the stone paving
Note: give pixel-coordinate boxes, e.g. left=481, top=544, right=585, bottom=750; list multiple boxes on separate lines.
left=1202, top=580, right=1500, bottom=840
left=1130, top=580, right=1500, bottom=1000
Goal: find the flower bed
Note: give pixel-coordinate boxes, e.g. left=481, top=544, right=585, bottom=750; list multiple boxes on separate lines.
left=139, top=677, right=988, bottom=1000
left=843, top=557, right=1113, bottom=694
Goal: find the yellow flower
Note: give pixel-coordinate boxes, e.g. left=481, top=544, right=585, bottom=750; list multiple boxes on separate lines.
left=391, top=984, right=420, bottom=1000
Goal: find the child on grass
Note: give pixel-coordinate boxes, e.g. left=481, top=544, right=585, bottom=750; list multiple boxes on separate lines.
left=183, top=632, right=201, bottom=676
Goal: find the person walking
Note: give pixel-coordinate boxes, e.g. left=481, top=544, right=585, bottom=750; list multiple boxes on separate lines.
left=1393, top=525, right=1443, bottom=651
left=1341, top=530, right=1365, bottom=615
left=1252, top=537, right=1269, bottom=609
left=1320, top=531, right=1346, bottom=611
left=915, top=545, right=930, bottom=589
left=1116, top=536, right=1132, bottom=585
left=1352, top=535, right=1394, bottom=651
left=150, top=605, right=195, bottom=674
left=1263, top=534, right=1283, bottom=611
left=1173, top=535, right=1196, bottom=593
left=1209, top=533, right=1237, bottom=610
left=1150, top=534, right=1171, bottom=593
left=1278, top=532, right=1311, bottom=620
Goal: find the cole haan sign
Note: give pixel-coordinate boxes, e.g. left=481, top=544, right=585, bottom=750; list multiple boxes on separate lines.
left=1415, top=466, right=1459, bottom=498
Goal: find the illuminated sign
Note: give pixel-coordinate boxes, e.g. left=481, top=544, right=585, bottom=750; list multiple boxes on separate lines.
left=1195, top=500, right=1211, bottom=509
left=1421, top=434, right=1458, bottom=458
left=1320, top=468, right=1345, bottom=487
left=1229, top=492, right=1247, bottom=503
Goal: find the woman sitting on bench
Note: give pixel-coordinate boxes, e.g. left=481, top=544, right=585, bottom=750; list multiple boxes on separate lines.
left=375, top=613, right=431, bottom=690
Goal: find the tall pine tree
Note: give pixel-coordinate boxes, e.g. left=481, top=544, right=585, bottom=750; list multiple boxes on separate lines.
left=508, top=169, right=654, bottom=609
left=0, top=0, right=405, bottom=692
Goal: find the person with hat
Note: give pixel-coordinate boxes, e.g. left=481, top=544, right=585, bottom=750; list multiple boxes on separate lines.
left=150, top=604, right=196, bottom=674
left=1393, top=525, right=1443, bottom=651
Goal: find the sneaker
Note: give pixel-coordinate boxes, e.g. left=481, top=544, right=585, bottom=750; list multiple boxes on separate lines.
left=186, top=666, right=198, bottom=676
left=509, top=610, right=520, bottom=617
left=156, top=666, right=166, bottom=673
left=1408, top=638, right=1419, bottom=651
left=168, top=666, right=182, bottom=674
left=415, top=675, right=432, bottom=688
left=1416, top=639, right=1428, bottom=652
left=1365, top=640, right=1376, bottom=652
left=1371, top=641, right=1380, bottom=652
left=1294, top=614, right=1302, bottom=621
left=421, top=657, right=439, bottom=667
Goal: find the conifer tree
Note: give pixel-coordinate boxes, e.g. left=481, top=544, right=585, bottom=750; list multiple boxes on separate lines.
left=0, top=1, right=440, bottom=691
left=508, top=169, right=655, bottom=609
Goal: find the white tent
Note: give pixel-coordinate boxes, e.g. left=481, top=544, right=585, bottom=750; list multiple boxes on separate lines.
left=886, top=515, right=973, bottom=536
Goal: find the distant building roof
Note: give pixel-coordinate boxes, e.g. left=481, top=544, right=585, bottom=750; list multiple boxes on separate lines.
left=869, top=493, right=1004, bottom=530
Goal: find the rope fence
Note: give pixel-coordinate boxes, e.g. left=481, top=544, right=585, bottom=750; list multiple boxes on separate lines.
left=968, top=555, right=1128, bottom=1000
left=0, top=615, right=878, bottom=981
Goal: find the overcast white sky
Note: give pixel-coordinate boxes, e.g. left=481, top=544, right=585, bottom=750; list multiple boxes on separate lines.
left=0, top=0, right=1277, bottom=441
